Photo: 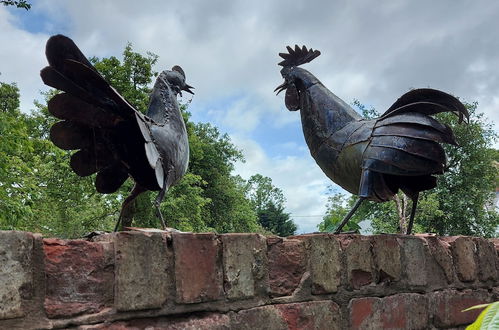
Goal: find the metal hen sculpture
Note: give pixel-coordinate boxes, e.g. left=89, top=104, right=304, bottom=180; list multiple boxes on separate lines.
left=40, top=35, right=192, bottom=231
left=275, top=45, right=468, bottom=234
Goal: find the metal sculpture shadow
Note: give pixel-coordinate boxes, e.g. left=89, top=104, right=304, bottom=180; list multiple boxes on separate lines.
left=275, top=45, right=468, bottom=234
left=40, top=35, right=193, bottom=231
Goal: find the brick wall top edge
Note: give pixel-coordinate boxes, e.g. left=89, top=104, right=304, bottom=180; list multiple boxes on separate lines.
left=0, top=230, right=494, bottom=241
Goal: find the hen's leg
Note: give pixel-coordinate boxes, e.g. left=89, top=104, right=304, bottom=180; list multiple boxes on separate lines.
left=155, top=185, right=168, bottom=230
left=334, top=197, right=364, bottom=234
left=405, top=193, right=419, bottom=235
left=114, top=184, right=146, bottom=232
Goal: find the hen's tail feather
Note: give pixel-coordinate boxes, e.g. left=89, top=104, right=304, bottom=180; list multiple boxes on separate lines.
left=50, top=121, right=93, bottom=150
left=382, top=88, right=469, bottom=123
left=49, top=93, right=122, bottom=128
left=46, top=35, right=97, bottom=75
left=95, top=164, right=129, bottom=194
left=278, top=45, right=321, bottom=67
left=42, top=35, right=161, bottom=194
left=70, top=145, right=114, bottom=177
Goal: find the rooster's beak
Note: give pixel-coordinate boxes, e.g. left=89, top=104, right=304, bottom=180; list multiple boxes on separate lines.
left=182, top=84, right=195, bottom=95
left=274, top=82, right=287, bottom=95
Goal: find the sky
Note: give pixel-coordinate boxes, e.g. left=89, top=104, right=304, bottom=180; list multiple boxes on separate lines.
left=1, top=0, right=498, bottom=233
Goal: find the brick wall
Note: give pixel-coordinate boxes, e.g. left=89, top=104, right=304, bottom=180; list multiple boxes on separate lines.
left=0, top=230, right=497, bottom=329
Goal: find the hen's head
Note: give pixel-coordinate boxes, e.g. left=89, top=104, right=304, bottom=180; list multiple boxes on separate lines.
left=275, top=45, right=320, bottom=111
left=159, top=65, right=194, bottom=96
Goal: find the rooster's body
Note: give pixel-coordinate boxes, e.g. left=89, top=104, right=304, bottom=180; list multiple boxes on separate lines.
left=275, top=46, right=468, bottom=234
left=40, top=35, right=193, bottom=230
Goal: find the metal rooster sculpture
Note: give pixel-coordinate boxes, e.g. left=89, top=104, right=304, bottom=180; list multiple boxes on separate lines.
left=40, top=35, right=193, bottom=231
left=275, top=45, right=468, bottom=234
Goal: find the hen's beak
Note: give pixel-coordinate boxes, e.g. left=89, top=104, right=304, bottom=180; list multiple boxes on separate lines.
left=274, top=81, right=287, bottom=95
left=182, top=84, right=195, bottom=95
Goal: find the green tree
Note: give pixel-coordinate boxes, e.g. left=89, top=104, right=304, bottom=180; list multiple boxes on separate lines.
left=0, top=82, right=34, bottom=228
left=1, top=0, right=31, bottom=10
left=317, top=192, right=364, bottom=233
left=245, top=174, right=297, bottom=236
left=318, top=101, right=498, bottom=237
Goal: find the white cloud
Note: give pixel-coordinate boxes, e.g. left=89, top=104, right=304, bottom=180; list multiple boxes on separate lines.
left=231, top=135, right=330, bottom=233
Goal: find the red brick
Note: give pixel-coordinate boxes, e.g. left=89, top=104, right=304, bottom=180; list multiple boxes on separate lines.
left=173, top=233, right=223, bottom=303
left=80, top=313, right=231, bottom=329
left=276, top=301, right=342, bottom=330
left=231, top=305, right=288, bottom=329
left=267, top=237, right=307, bottom=297
left=43, top=238, right=113, bottom=318
left=381, top=294, right=428, bottom=329
left=339, top=235, right=374, bottom=289
left=445, top=237, right=477, bottom=282
left=431, top=289, right=492, bottom=327
left=350, top=297, right=381, bottom=329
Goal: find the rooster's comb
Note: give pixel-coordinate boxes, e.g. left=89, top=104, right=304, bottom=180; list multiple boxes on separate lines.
left=278, top=45, right=321, bottom=67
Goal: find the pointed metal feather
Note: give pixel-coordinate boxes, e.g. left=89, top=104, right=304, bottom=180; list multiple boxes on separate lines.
left=373, top=123, right=457, bottom=145
left=278, top=45, right=321, bottom=67
left=50, top=121, right=92, bottom=150
left=95, top=164, right=129, bottom=194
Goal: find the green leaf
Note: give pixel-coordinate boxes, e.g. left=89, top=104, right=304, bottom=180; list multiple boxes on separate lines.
left=465, top=301, right=499, bottom=330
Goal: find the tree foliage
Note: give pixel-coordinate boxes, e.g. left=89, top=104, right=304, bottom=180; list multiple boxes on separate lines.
left=1, top=0, right=30, bottom=10
left=245, top=174, right=297, bottom=236
left=0, top=43, right=268, bottom=237
left=318, top=101, right=498, bottom=237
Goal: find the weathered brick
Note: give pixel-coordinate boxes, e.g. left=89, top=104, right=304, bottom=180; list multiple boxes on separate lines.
left=474, top=238, right=498, bottom=282
left=267, top=237, right=307, bottom=297
left=221, top=233, right=266, bottom=300
left=114, top=232, right=169, bottom=311
left=351, top=294, right=429, bottom=329
left=423, top=236, right=454, bottom=284
left=372, top=235, right=401, bottom=283
left=339, top=235, right=373, bottom=289
left=276, top=301, right=342, bottom=330
left=0, top=231, right=33, bottom=320
left=445, top=236, right=477, bottom=282
left=350, top=297, right=381, bottom=329
left=80, top=313, right=231, bottom=329
left=174, top=233, right=223, bottom=303
left=231, top=305, right=288, bottom=330
left=295, top=234, right=342, bottom=294
left=431, top=289, right=492, bottom=327
left=400, top=236, right=427, bottom=286
left=381, top=294, right=428, bottom=329
left=44, top=238, right=114, bottom=318
left=490, top=238, right=499, bottom=252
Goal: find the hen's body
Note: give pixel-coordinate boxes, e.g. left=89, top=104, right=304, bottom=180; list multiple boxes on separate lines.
left=276, top=46, right=468, bottom=233
left=40, top=35, right=192, bottom=229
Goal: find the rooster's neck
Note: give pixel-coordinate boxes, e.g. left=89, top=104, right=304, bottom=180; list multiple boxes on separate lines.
left=293, top=69, right=362, bottom=156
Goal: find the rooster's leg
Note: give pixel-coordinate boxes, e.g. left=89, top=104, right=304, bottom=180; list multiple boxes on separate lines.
left=154, top=186, right=168, bottom=230
left=405, top=193, right=419, bottom=235
left=114, top=184, right=146, bottom=232
left=334, top=197, right=364, bottom=234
